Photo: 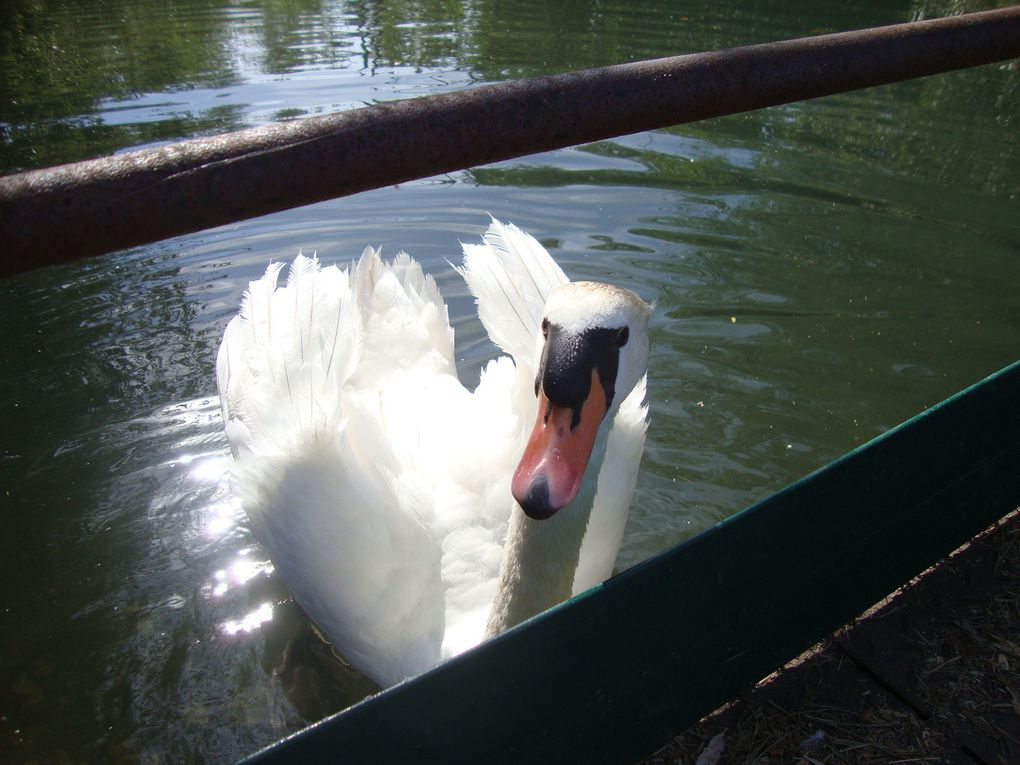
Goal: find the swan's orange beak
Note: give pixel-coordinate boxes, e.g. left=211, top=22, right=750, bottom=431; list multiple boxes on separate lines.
left=512, top=369, right=608, bottom=520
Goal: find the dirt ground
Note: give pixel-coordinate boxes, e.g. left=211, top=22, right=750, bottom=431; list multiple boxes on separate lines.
left=639, top=510, right=1020, bottom=765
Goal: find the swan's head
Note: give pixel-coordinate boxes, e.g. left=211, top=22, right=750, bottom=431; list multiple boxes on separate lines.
left=513, top=281, right=651, bottom=520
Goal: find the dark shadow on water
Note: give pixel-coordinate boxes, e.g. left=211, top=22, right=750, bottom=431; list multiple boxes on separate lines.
left=265, top=601, right=380, bottom=722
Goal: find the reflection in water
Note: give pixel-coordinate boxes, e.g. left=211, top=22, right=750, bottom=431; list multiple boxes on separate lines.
left=209, top=554, right=275, bottom=599
left=154, top=403, right=282, bottom=640
left=222, top=602, right=275, bottom=636
left=1, top=0, right=1018, bottom=762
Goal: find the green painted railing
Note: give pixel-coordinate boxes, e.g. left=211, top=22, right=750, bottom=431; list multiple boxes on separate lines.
left=242, top=360, right=1020, bottom=764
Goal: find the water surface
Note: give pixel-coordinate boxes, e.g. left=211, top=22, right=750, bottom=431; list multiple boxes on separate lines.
left=1, top=0, right=1018, bottom=761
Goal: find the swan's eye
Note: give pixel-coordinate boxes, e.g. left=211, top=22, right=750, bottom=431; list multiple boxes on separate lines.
left=541, top=318, right=549, bottom=338
left=616, top=327, right=629, bottom=347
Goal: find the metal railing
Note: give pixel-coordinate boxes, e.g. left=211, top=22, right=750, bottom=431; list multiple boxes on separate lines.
left=1, top=6, right=1018, bottom=277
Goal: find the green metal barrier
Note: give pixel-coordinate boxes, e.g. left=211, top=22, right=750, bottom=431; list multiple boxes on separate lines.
left=241, top=360, right=1020, bottom=764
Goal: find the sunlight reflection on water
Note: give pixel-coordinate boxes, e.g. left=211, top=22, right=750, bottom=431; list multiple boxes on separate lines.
left=208, top=552, right=275, bottom=600
left=150, top=399, right=281, bottom=639
left=221, top=602, right=276, bottom=636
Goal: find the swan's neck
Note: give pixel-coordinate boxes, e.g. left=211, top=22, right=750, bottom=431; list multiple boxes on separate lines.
left=484, top=430, right=609, bottom=637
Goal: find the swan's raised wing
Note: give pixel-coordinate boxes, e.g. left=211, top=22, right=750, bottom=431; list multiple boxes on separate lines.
left=216, top=255, right=448, bottom=687
left=352, top=247, right=456, bottom=381
left=457, top=219, right=569, bottom=364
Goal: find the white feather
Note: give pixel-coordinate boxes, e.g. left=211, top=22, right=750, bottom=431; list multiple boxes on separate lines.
left=572, top=374, right=649, bottom=594
left=457, top=218, right=568, bottom=364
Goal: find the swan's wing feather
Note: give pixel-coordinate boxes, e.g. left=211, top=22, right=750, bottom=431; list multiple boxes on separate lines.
left=457, top=219, right=568, bottom=363
left=353, top=247, right=456, bottom=381
left=216, top=256, right=447, bottom=687
left=429, top=355, right=526, bottom=656
left=571, top=374, right=648, bottom=595
left=233, top=428, right=444, bottom=687
left=345, top=248, right=517, bottom=643
left=217, top=255, right=359, bottom=448
left=363, top=353, right=526, bottom=659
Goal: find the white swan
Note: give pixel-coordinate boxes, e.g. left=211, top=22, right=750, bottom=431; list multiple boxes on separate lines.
left=216, top=219, right=650, bottom=687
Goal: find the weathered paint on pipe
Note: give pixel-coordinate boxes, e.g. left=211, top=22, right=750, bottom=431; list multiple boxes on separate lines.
left=1, top=6, right=1018, bottom=277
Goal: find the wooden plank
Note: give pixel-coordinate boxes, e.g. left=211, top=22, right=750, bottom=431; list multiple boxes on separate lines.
left=243, top=360, right=1020, bottom=764
left=835, top=510, right=1020, bottom=764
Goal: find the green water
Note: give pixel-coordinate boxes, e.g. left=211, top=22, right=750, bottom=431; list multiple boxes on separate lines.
left=1, top=0, right=1018, bottom=761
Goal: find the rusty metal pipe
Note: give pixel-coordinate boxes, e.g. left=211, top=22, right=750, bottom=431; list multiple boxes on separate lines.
left=1, top=6, right=1018, bottom=277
